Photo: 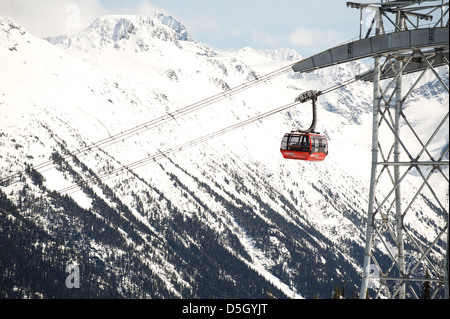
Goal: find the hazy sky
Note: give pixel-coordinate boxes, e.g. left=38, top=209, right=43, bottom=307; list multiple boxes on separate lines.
left=2, top=0, right=373, bottom=57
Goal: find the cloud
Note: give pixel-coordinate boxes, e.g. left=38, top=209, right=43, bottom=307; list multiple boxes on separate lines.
left=289, top=26, right=345, bottom=48
left=249, top=29, right=280, bottom=47
left=181, top=14, right=220, bottom=37
left=0, top=0, right=106, bottom=37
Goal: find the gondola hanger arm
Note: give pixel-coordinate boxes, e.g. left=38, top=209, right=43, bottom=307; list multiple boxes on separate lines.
left=294, top=90, right=323, bottom=133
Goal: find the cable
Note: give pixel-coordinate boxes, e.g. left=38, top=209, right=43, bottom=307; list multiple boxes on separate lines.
left=58, top=100, right=301, bottom=195
left=0, top=62, right=295, bottom=186
left=58, top=74, right=365, bottom=195
left=2, top=62, right=373, bottom=214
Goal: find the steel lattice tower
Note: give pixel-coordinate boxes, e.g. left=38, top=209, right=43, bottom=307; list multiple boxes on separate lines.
left=292, top=0, right=449, bottom=299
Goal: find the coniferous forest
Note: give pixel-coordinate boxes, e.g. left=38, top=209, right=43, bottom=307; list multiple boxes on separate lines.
left=0, top=150, right=363, bottom=299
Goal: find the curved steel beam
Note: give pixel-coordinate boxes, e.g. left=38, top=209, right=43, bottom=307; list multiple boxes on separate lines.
left=292, top=27, right=449, bottom=73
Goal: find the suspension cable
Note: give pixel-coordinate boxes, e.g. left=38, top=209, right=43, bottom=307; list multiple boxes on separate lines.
left=58, top=74, right=366, bottom=195
left=0, top=62, right=295, bottom=186
left=57, top=100, right=301, bottom=195
left=3, top=69, right=371, bottom=214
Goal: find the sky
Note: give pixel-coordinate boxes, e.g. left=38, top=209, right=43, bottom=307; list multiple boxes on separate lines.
left=0, top=0, right=385, bottom=57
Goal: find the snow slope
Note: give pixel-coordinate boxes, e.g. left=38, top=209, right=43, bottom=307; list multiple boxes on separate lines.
left=0, top=14, right=448, bottom=299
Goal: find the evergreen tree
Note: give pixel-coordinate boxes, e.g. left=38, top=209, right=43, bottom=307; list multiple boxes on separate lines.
left=333, top=284, right=341, bottom=299
left=332, top=281, right=346, bottom=299
left=420, top=270, right=431, bottom=299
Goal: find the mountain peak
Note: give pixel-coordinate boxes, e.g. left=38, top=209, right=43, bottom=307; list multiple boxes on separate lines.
left=237, top=47, right=302, bottom=62
left=91, top=13, right=193, bottom=41
left=151, top=12, right=193, bottom=42
left=47, top=13, right=193, bottom=52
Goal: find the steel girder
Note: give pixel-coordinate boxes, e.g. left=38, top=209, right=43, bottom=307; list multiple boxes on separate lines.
left=292, top=27, right=449, bottom=74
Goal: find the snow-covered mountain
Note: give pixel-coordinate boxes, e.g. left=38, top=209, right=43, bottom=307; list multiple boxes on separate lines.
left=0, top=14, right=448, bottom=299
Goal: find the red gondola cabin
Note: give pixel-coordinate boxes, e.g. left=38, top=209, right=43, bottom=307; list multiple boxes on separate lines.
left=280, top=132, right=328, bottom=161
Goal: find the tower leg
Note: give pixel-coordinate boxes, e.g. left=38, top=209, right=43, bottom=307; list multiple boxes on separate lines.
left=395, top=57, right=405, bottom=299
left=360, top=54, right=381, bottom=299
